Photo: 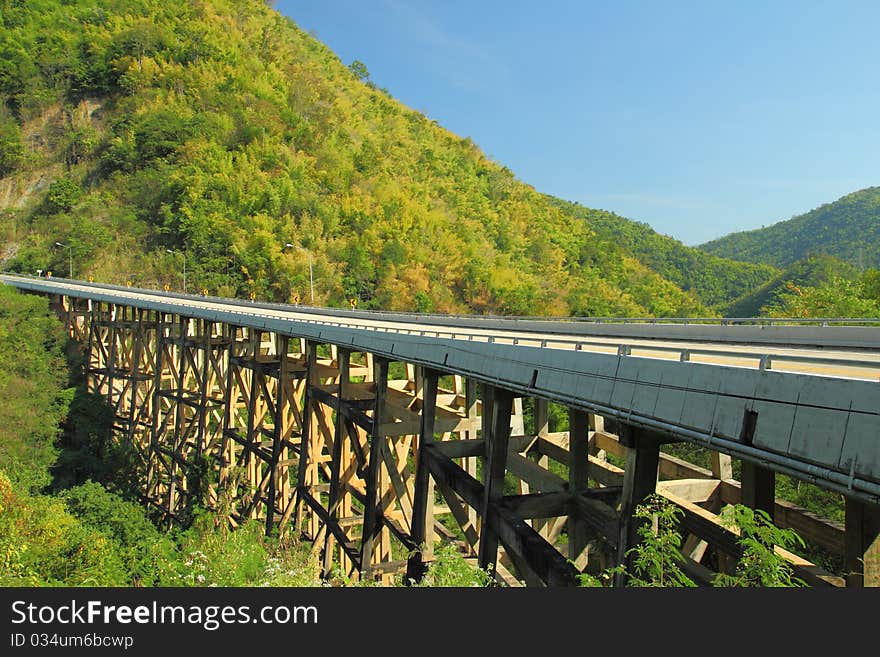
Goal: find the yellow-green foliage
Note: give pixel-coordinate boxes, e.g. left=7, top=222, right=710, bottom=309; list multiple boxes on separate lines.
left=764, top=273, right=880, bottom=318
left=0, top=0, right=767, bottom=316
left=723, top=254, right=866, bottom=317
left=0, top=470, right=323, bottom=587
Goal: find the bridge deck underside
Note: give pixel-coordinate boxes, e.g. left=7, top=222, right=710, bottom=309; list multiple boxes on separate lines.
left=51, top=295, right=880, bottom=586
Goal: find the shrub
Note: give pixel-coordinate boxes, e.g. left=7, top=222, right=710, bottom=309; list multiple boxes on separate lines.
left=598, top=496, right=807, bottom=588
left=713, top=505, right=807, bottom=587
left=411, top=544, right=493, bottom=587
left=613, top=494, right=696, bottom=587
left=45, top=177, right=83, bottom=213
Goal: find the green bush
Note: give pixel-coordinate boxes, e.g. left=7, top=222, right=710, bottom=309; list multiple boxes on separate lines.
left=45, top=177, right=83, bottom=214
left=598, top=495, right=808, bottom=588
left=612, top=494, right=696, bottom=587
left=411, top=544, right=493, bottom=587
left=158, top=511, right=321, bottom=587
left=0, top=286, right=70, bottom=492
left=0, top=471, right=129, bottom=586
left=59, top=481, right=177, bottom=586
left=713, top=505, right=806, bottom=587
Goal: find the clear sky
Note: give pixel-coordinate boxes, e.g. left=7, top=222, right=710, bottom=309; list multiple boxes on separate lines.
left=275, top=0, right=880, bottom=246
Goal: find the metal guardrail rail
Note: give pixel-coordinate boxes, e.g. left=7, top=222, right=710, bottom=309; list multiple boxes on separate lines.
left=4, top=273, right=877, bottom=379
left=4, top=273, right=880, bottom=375
left=5, top=272, right=880, bottom=326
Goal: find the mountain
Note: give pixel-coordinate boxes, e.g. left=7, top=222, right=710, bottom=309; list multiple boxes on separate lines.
left=0, top=0, right=773, bottom=317
left=546, top=197, right=777, bottom=309
left=699, top=187, right=880, bottom=270
left=720, top=254, right=859, bottom=317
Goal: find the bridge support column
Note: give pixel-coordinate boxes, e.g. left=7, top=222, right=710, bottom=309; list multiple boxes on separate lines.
left=567, top=408, right=590, bottom=568
left=446, top=376, right=481, bottom=554
left=293, top=340, right=319, bottom=539
left=323, top=348, right=351, bottom=576
left=57, top=295, right=89, bottom=344
left=740, top=461, right=775, bottom=521
left=361, top=356, right=389, bottom=581
left=266, top=335, right=288, bottom=535
left=711, top=451, right=733, bottom=480
left=845, top=497, right=880, bottom=587
left=88, top=302, right=109, bottom=396
left=529, top=399, right=551, bottom=540
left=165, top=316, right=188, bottom=528
left=407, top=367, right=439, bottom=582
left=145, top=313, right=167, bottom=516
left=122, top=308, right=157, bottom=480
left=223, top=327, right=298, bottom=528
left=615, top=425, right=662, bottom=587
left=477, top=384, right=514, bottom=575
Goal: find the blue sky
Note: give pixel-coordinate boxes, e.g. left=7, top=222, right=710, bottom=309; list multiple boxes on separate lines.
left=276, top=1, right=880, bottom=245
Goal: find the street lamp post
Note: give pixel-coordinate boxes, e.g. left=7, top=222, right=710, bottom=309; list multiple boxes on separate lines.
left=166, top=249, right=186, bottom=293
left=55, top=241, right=72, bottom=278
left=284, top=243, right=314, bottom=304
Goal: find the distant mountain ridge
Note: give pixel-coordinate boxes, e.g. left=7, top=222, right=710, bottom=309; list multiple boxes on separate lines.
left=699, top=187, right=880, bottom=269
left=0, top=0, right=774, bottom=316
left=719, top=254, right=858, bottom=317
left=548, top=196, right=777, bottom=309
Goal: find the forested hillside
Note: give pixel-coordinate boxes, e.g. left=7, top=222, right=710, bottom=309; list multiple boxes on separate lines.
left=548, top=197, right=777, bottom=308
left=0, top=0, right=772, bottom=316
left=700, top=187, right=880, bottom=270
left=721, top=254, right=858, bottom=317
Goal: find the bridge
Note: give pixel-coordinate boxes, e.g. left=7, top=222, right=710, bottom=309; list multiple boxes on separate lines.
left=2, top=273, right=879, bottom=587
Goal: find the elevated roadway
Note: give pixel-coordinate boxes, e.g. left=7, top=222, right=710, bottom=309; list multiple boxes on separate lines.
left=4, top=273, right=879, bottom=507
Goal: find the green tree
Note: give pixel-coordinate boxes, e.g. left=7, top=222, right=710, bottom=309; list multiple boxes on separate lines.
left=860, top=268, right=880, bottom=301
left=44, top=177, right=83, bottom=213
left=348, top=59, right=370, bottom=82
